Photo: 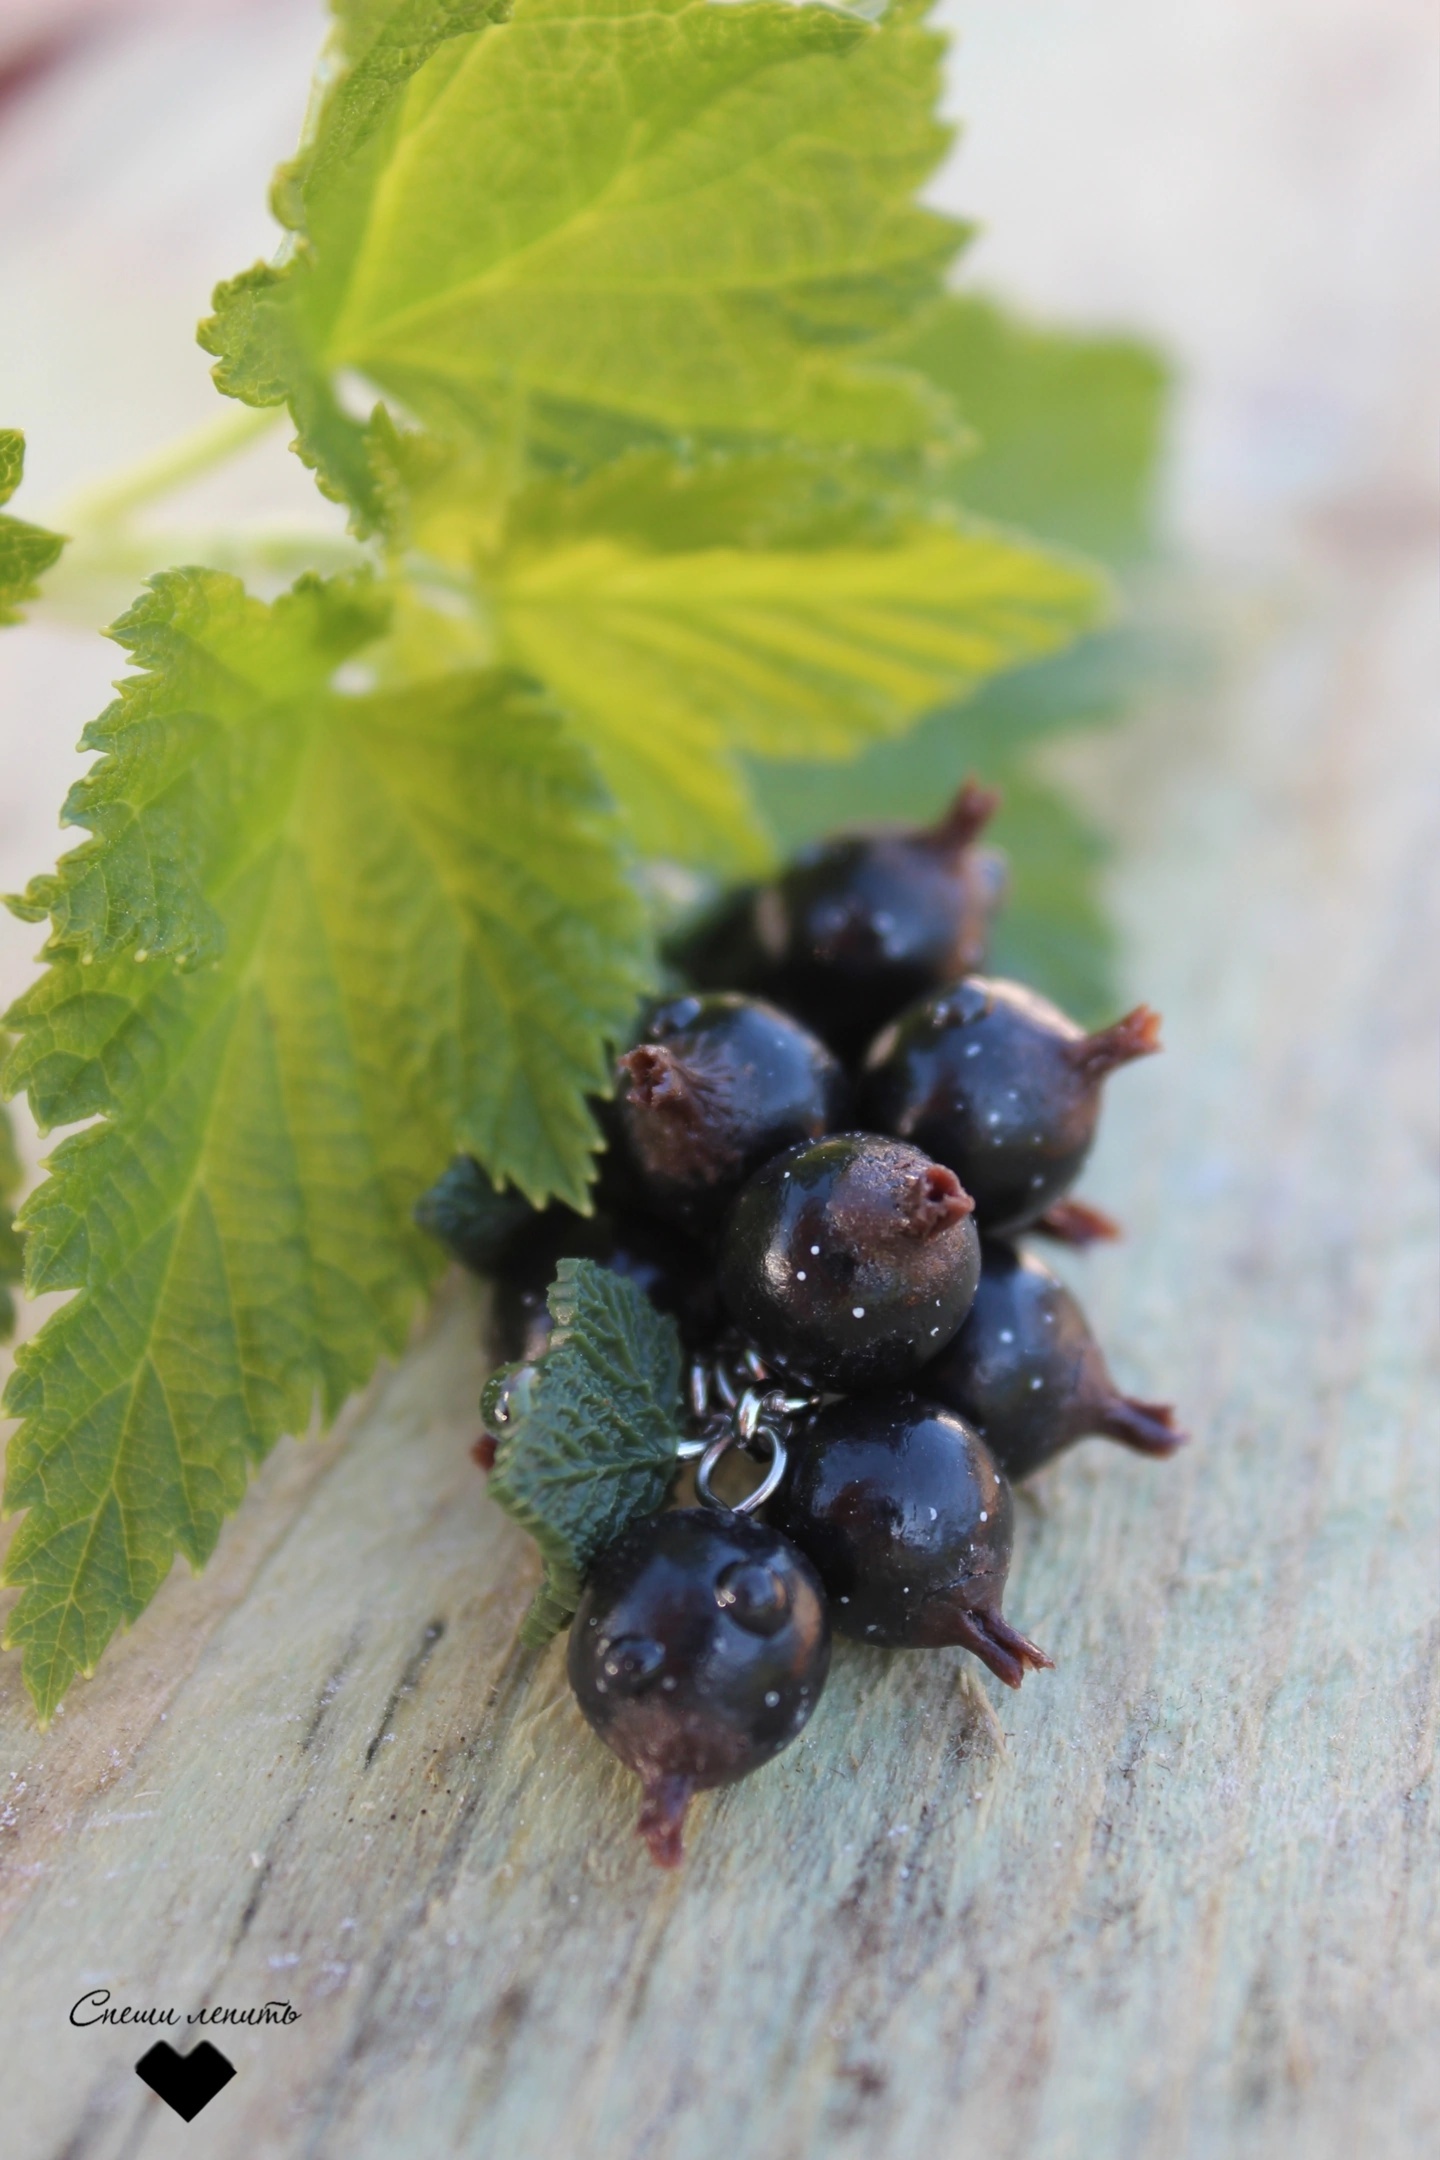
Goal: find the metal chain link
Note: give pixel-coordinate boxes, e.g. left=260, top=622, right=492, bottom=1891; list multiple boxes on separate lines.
left=679, top=1345, right=815, bottom=1515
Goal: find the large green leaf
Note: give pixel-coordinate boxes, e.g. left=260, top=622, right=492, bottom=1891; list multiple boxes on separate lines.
left=882, top=294, right=1170, bottom=563
left=0, top=1072, right=22, bottom=1342
left=201, top=0, right=965, bottom=512
left=387, top=445, right=1108, bottom=866
left=2, top=567, right=650, bottom=1721
left=1, top=431, right=65, bottom=623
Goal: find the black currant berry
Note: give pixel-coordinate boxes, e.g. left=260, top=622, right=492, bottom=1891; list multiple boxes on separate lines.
left=861, top=976, right=1162, bottom=1235
left=718, top=1133, right=980, bottom=1391
left=922, top=1242, right=1185, bottom=1480
left=613, top=993, right=846, bottom=1232
left=770, top=1395, right=1050, bottom=1686
left=568, top=1509, right=831, bottom=1866
left=670, top=780, right=1006, bottom=1057
left=486, top=1207, right=722, bottom=1367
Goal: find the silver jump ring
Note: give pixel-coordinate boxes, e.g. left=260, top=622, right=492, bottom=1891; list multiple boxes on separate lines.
left=695, top=1422, right=788, bottom=1515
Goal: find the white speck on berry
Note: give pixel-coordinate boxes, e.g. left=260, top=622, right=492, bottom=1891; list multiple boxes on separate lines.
left=852, top=1306, right=866, bottom=1319
left=764, top=1690, right=780, bottom=1707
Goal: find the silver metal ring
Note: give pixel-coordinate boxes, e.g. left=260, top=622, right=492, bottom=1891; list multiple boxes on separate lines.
left=674, top=1433, right=709, bottom=1462
left=695, top=1422, right=788, bottom=1515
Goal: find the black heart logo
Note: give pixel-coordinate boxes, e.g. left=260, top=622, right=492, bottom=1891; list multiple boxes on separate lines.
left=134, top=2039, right=236, bottom=2121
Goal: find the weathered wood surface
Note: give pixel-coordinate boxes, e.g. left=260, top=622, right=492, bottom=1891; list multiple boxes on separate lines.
left=1, top=3, right=1437, bottom=2157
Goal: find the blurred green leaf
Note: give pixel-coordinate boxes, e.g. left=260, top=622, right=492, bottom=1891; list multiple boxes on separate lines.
left=1, top=431, right=65, bottom=625
left=880, top=293, right=1169, bottom=563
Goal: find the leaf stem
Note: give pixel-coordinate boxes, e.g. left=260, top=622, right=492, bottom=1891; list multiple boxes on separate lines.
left=54, top=404, right=281, bottom=530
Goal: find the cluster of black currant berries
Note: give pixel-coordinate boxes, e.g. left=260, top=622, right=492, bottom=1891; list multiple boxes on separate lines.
left=475, top=783, right=1185, bottom=1866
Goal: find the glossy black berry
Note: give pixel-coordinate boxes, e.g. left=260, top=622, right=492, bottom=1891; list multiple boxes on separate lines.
left=568, top=1509, right=831, bottom=1866
left=922, top=1242, right=1185, bottom=1480
left=770, top=1395, right=1050, bottom=1686
left=861, top=976, right=1162, bottom=1236
left=613, top=993, right=846, bottom=1231
left=670, top=780, right=1007, bottom=1057
left=487, top=1207, right=721, bottom=1367
left=718, top=1133, right=980, bottom=1391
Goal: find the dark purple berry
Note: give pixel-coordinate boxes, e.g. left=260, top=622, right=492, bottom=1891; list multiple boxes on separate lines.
left=769, top=1395, right=1050, bottom=1686
left=487, top=1207, right=721, bottom=1367
left=671, top=780, right=1007, bottom=1057
left=613, top=993, right=846, bottom=1231
left=861, top=976, right=1162, bottom=1235
left=921, top=1242, right=1185, bottom=1480
left=568, top=1509, right=831, bottom=1867
left=718, top=1133, right=980, bottom=1391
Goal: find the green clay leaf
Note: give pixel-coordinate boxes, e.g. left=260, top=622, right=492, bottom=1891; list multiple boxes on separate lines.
left=415, top=1155, right=537, bottom=1273
left=1, top=567, right=650, bottom=1721
left=486, top=1257, right=683, bottom=1643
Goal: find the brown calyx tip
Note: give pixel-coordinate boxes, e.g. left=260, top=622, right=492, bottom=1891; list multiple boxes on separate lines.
left=637, top=1774, right=693, bottom=1868
left=1099, top=1396, right=1188, bottom=1459
left=1071, top=1003, right=1163, bottom=1081
left=904, top=1161, right=975, bottom=1236
left=470, top=1433, right=498, bottom=1473
left=925, top=774, right=1002, bottom=855
left=1034, top=1197, right=1123, bottom=1247
left=618, top=1043, right=693, bottom=1116
left=954, top=1606, right=1054, bottom=1689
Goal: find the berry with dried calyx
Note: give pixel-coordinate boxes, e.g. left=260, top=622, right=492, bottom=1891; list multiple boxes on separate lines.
left=614, top=993, right=846, bottom=1231
left=861, top=976, right=1161, bottom=1235
left=921, top=1242, right=1185, bottom=1480
left=669, top=779, right=1007, bottom=1057
left=718, top=1133, right=980, bottom=1391
left=568, top=1509, right=831, bottom=1867
left=769, top=1394, right=1050, bottom=1686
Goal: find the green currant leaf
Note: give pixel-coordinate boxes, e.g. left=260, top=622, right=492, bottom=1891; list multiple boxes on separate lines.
left=0, top=431, right=65, bottom=624
left=382, top=445, right=1106, bottom=869
left=882, top=294, right=1171, bottom=565
left=1, top=567, right=650, bottom=1722
left=201, top=0, right=964, bottom=516
left=485, top=1257, right=684, bottom=1645
left=0, top=1074, right=23, bottom=1343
